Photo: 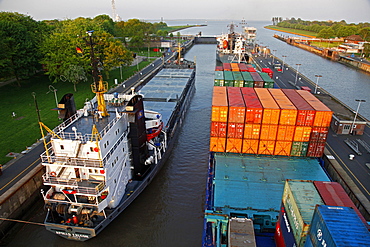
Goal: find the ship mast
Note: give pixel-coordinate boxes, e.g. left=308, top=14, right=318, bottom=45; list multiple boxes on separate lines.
left=86, top=30, right=109, bottom=118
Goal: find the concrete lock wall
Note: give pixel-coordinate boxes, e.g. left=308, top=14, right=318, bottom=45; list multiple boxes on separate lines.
left=0, top=164, right=45, bottom=239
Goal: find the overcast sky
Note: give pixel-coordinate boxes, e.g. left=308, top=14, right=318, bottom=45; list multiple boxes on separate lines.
left=0, top=0, right=369, bottom=23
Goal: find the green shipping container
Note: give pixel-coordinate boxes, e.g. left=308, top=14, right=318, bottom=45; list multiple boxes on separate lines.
left=232, top=71, right=244, bottom=87
left=224, top=71, right=234, bottom=87
left=241, top=72, right=254, bottom=88
left=214, top=71, right=224, bottom=86
left=260, top=72, right=275, bottom=88
left=290, top=142, right=309, bottom=156
left=282, top=180, right=324, bottom=247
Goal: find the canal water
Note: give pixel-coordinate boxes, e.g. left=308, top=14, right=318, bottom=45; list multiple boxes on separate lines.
left=5, top=20, right=370, bottom=247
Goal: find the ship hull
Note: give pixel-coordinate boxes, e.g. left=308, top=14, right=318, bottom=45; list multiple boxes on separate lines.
left=44, top=64, right=196, bottom=241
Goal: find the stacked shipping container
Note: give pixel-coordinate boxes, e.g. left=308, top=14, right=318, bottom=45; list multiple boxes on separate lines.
left=275, top=180, right=370, bottom=247
left=210, top=87, right=333, bottom=157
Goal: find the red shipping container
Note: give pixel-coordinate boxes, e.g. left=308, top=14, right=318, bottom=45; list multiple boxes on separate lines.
left=260, top=124, right=278, bottom=140
left=241, top=87, right=263, bottom=124
left=223, top=63, right=232, bottom=71
left=212, top=87, right=228, bottom=122
left=274, top=141, right=292, bottom=156
left=226, top=138, right=243, bottom=153
left=242, top=139, right=259, bottom=154
left=209, top=137, right=226, bottom=152
left=261, top=68, right=273, bottom=78
left=227, top=122, right=244, bottom=139
left=307, top=141, right=326, bottom=157
left=282, top=89, right=315, bottom=126
left=227, top=87, right=245, bottom=123
left=310, top=127, right=329, bottom=143
left=277, top=125, right=295, bottom=141
left=258, top=140, right=275, bottom=155
left=238, top=63, right=248, bottom=72
left=215, top=66, right=223, bottom=71
left=314, top=181, right=370, bottom=230
left=244, top=124, right=261, bottom=139
left=250, top=72, right=264, bottom=88
left=210, top=121, right=227, bottom=137
left=296, top=90, right=333, bottom=127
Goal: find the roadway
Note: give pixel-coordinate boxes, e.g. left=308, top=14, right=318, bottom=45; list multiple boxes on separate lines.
left=253, top=52, right=370, bottom=202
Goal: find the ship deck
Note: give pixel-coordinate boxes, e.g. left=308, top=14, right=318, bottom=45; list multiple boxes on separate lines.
left=212, top=153, right=330, bottom=213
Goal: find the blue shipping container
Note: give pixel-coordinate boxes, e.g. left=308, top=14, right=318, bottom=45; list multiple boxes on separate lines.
left=277, top=203, right=297, bottom=247
left=308, top=205, right=370, bottom=247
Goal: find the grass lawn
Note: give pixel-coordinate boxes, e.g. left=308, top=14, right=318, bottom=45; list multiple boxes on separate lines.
left=0, top=61, right=151, bottom=165
left=265, top=25, right=318, bottom=37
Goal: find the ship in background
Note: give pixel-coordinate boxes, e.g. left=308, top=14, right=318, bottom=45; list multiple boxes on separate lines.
left=216, top=21, right=256, bottom=64
left=38, top=34, right=196, bottom=241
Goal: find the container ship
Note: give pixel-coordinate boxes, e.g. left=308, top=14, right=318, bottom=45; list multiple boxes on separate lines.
left=39, top=56, right=195, bottom=241
left=202, top=61, right=370, bottom=246
left=216, top=23, right=256, bottom=64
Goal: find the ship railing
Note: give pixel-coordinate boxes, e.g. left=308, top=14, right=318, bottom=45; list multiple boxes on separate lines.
left=52, top=111, right=83, bottom=135
left=41, top=148, right=103, bottom=168
left=42, top=175, right=105, bottom=195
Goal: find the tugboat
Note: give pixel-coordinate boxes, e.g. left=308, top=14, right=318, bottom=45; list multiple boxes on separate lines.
left=39, top=32, right=195, bottom=241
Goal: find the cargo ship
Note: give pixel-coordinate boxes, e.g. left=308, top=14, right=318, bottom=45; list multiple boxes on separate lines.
left=216, top=22, right=255, bottom=64
left=38, top=47, right=195, bottom=241
left=202, top=59, right=370, bottom=246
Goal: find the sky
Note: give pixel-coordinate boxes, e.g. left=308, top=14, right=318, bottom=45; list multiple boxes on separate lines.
left=0, top=0, right=369, bottom=23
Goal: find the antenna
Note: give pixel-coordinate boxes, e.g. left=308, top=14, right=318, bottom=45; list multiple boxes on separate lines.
left=111, top=0, right=120, bottom=21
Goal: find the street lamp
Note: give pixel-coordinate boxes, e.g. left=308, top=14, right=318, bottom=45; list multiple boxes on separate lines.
left=282, top=55, right=287, bottom=73
left=294, top=63, right=301, bottom=86
left=350, top=99, right=366, bottom=134
left=272, top=50, right=276, bottom=64
left=314, top=75, right=322, bottom=94
left=47, top=85, right=59, bottom=115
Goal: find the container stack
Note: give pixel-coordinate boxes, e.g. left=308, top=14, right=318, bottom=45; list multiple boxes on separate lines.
left=226, top=87, right=245, bottom=153
left=214, top=63, right=274, bottom=88
left=210, top=87, right=228, bottom=152
left=275, top=180, right=370, bottom=247
left=296, top=90, right=332, bottom=157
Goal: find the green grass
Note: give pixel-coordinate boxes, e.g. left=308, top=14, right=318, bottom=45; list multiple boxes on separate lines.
left=309, top=41, right=342, bottom=49
left=265, top=25, right=318, bottom=37
left=0, top=61, right=151, bottom=165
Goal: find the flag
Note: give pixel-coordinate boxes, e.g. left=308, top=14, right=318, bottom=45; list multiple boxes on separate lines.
left=76, top=47, right=83, bottom=54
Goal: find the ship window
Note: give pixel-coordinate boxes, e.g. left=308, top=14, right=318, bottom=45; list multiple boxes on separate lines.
left=90, top=147, right=94, bottom=152
left=60, top=145, right=64, bottom=150
left=107, top=140, right=109, bottom=146
left=122, top=147, right=125, bottom=152
left=89, top=169, right=92, bottom=173
left=114, top=179, right=116, bottom=184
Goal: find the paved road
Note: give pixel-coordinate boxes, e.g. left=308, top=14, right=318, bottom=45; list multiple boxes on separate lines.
left=253, top=53, right=370, bottom=202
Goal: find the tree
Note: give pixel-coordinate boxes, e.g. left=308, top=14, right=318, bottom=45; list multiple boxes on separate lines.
left=0, top=12, right=47, bottom=86
left=40, top=17, right=132, bottom=90
left=317, top=27, right=336, bottom=39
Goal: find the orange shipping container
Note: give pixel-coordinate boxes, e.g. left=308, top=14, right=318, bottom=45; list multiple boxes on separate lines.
left=241, top=87, right=263, bottom=124
left=254, top=88, right=281, bottom=125
left=260, top=124, right=278, bottom=140
left=296, top=90, right=333, bottom=127
left=227, top=87, right=245, bottom=123
left=293, top=126, right=312, bottom=142
left=277, top=125, right=295, bottom=141
left=212, top=87, right=228, bottom=122
left=210, top=137, right=226, bottom=152
left=242, top=139, right=259, bottom=154
left=244, top=124, right=261, bottom=139
left=274, top=141, right=292, bottom=156
left=268, top=89, right=297, bottom=125
left=226, top=138, right=243, bottom=153
left=282, top=89, right=316, bottom=126
left=258, top=140, right=275, bottom=155
left=230, top=63, right=240, bottom=71
left=210, top=121, right=227, bottom=137
left=227, top=122, right=244, bottom=139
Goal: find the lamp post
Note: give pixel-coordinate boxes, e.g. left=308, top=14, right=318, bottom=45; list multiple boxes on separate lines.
left=282, top=55, right=287, bottom=73
left=47, top=85, right=59, bottom=115
left=314, top=75, right=322, bottom=94
left=350, top=99, right=366, bottom=134
left=294, top=63, right=301, bottom=86
left=272, top=50, right=276, bottom=64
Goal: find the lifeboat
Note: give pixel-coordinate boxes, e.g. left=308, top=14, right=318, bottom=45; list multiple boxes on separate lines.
left=144, top=110, right=163, bottom=141
left=146, top=122, right=163, bottom=141
left=222, top=40, right=228, bottom=49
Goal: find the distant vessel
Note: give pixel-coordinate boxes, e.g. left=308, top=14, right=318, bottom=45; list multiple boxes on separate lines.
left=39, top=43, right=196, bottom=241
left=216, top=22, right=256, bottom=63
